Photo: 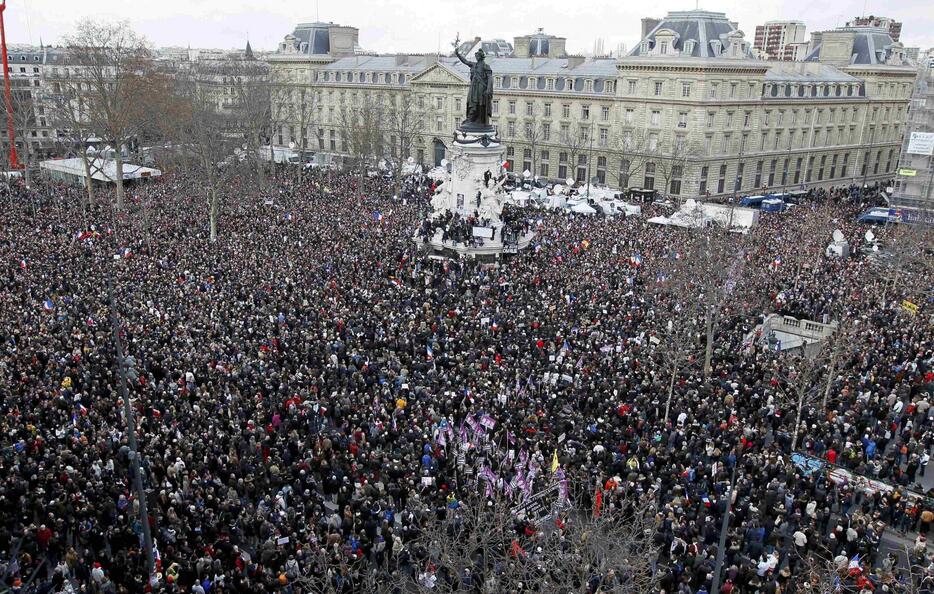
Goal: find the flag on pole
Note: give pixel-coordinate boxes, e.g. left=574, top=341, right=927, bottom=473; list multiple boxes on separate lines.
left=426, top=343, right=434, bottom=360
left=550, top=449, right=559, bottom=473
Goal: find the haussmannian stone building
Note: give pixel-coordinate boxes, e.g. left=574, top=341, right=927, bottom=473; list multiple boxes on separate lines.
left=266, top=10, right=917, bottom=199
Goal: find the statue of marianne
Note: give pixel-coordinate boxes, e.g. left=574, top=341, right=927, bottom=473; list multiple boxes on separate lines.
left=453, top=34, right=494, bottom=130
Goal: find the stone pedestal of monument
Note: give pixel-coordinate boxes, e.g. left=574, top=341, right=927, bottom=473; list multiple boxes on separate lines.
left=416, top=126, right=534, bottom=259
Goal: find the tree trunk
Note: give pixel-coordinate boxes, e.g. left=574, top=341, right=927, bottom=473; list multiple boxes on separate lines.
left=823, top=342, right=840, bottom=410
left=209, top=185, right=219, bottom=242
left=791, top=392, right=805, bottom=451
left=81, top=155, right=96, bottom=207
left=703, top=308, right=714, bottom=378
left=664, top=364, right=678, bottom=425
left=21, top=144, right=31, bottom=189
left=114, top=150, right=126, bottom=210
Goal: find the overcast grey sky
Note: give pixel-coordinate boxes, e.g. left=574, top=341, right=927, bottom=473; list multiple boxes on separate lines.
left=5, top=0, right=934, bottom=54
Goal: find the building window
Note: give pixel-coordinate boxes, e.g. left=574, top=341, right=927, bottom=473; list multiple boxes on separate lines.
left=734, top=162, right=744, bottom=192
left=599, top=127, right=608, bottom=146
left=717, top=164, right=727, bottom=193
left=651, top=110, right=660, bottom=126
left=794, top=158, right=802, bottom=184
left=829, top=155, right=837, bottom=179
left=539, top=163, right=549, bottom=177
left=841, top=153, right=848, bottom=178
left=602, top=106, right=610, bottom=121
left=576, top=154, right=587, bottom=183
left=654, top=81, right=663, bottom=96
left=542, top=123, right=551, bottom=141
left=768, top=159, right=777, bottom=186
left=670, top=165, right=683, bottom=195
left=754, top=161, right=763, bottom=187
left=559, top=152, right=568, bottom=179
left=582, top=105, right=590, bottom=120
left=562, top=104, right=570, bottom=118
left=507, top=121, right=516, bottom=137
left=709, top=83, right=718, bottom=99
left=547, top=78, right=555, bottom=90
left=659, top=41, right=669, bottom=55
left=699, top=166, right=709, bottom=194
left=508, top=100, right=516, bottom=115
left=682, top=82, right=691, bottom=97
left=526, top=102, right=534, bottom=116
left=596, top=156, right=607, bottom=183
left=605, top=81, right=614, bottom=94
left=730, top=82, right=737, bottom=98
left=644, top=162, right=656, bottom=190
left=707, top=112, right=714, bottom=128
left=678, top=111, right=688, bottom=128
left=781, top=159, right=789, bottom=185
left=523, top=149, right=532, bottom=174
left=492, top=100, right=499, bottom=114
left=807, top=156, right=815, bottom=182
left=436, top=96, right=444, bottom=110
left=544, top=103, right=552, bottom=117
left=628, top=80, right=637, bottom=95
left=585, top=79, right=593, bottom=92
left=649, top=133, right=658, bottom=152
left=625, top=108, right=634, bottom=125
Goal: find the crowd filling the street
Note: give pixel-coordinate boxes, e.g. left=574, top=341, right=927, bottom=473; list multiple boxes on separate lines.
left=1, top=167, right=933, bottom=594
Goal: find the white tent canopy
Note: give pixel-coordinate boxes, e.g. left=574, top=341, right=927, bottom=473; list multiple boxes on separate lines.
left=40, top=158, right=162, bottom=184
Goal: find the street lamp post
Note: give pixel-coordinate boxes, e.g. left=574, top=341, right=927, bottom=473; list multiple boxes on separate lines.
left=108, top=273, right=156, bottom=580
left=585, top=121, right=595, bottom=198
left=710, top=461, right=739, bottom=594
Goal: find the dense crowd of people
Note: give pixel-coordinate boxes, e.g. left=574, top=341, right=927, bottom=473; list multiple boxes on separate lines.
left=0, top=167, right=932, bottom=594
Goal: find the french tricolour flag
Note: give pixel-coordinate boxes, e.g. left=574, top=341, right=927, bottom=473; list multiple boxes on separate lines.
left=426, top=343, right=434, bottom=360
left=43, top=299, right=54, bottom=311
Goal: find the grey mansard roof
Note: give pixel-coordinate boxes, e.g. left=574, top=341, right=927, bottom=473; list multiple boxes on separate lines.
left=629, top=10, right=753, bottom=59
left=289, top=22, right=333, bottom=55
left=805, top=27, right=902, bottom=65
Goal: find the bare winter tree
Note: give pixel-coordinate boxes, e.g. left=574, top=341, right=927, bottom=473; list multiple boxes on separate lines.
left=559, top=125, right=592, bottom=184
left=771, top=342, right=835, bottom=451
left=170, top=71, right=239, bottom=242
left=521, top=120, right=548, bottom=177
left=385, top=488, right=659, bottom=594
left=227, top=61, right=272, bottom=186
left=384, top=89, right=425, bottom=194
left=655, top=137, right=703, bottom=202
left=873, top=221, right=934, bottom=310
left=64, top=20, right=158, bottom=210
left=339, top=94, right=385, bottom=196
left=610, top=129, right=651, bottom=190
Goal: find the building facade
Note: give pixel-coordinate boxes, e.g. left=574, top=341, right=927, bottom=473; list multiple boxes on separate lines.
left=891, top=66, right=934, bottom=210
left=1, top=46, right=59, bottom=166
left=265, top=11, right=916, bottom=200
left=753, top=20, right=807, bottom=61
